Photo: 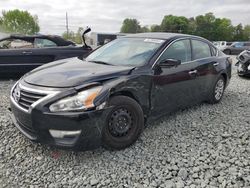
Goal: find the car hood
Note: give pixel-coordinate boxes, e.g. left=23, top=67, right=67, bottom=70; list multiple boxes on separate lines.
left=24, top=57, right=134, bottom=88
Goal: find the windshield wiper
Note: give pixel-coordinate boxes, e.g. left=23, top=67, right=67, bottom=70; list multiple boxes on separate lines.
left=88, top=60, right=113, bottom=66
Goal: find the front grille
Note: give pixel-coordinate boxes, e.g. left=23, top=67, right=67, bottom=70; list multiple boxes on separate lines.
left=12, top=84, right=47, bottom=111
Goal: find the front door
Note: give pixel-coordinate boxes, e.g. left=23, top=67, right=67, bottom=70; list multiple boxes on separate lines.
left=151, top=39, right=200, bottom=116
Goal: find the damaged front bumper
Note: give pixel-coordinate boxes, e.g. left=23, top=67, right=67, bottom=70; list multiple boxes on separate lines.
left=9, top=98, right=111, bottom=150
left=237, top=61, right=250, bottom=76
left=236, top=50, right=250, bottom=76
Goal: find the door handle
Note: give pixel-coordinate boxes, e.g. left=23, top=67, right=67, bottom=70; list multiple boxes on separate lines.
left=188, top=70, right=197, bottom=75
left=22, top=51, right=32, bottom=55
left=213, top=62, right=219, bottom=66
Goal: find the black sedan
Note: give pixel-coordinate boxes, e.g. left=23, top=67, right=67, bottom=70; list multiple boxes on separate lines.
left=0, top=34, right=91, bottom=76
left=9, top=33, right=232, bottom=150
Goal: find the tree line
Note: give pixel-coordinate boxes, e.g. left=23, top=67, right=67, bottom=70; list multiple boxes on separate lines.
left=0, top=9, right=40, bottom=35
left=1, top=10, right=250, bottom=42
left=120, top=13, right=250, bottom=41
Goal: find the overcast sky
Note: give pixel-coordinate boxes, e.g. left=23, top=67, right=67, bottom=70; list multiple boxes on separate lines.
left=0, top=0, right=250, bottom=35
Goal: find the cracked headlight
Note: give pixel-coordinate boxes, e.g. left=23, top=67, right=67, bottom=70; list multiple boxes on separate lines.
left=49, top=86, right=102, bottom=112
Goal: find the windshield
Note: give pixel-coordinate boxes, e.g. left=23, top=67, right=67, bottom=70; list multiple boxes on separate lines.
left=86, top=38, right=165, bottom=66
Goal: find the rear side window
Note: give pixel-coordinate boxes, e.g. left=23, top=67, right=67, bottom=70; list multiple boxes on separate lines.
left=158, top=39, right=191, bottom=63
left=192, top=40, right=211, bottom=60
left=233, top=42, right=243, bottom=48
left=34, top=38, right=57, bottom=48
left=0, top=39, right=33, bottom=49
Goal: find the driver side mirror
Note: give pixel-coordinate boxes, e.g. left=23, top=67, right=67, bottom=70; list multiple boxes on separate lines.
left=158, top=58, right=181, bottom=68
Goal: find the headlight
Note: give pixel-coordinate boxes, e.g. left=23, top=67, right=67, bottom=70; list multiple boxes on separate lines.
left=49, top=86, right=102, bottom=112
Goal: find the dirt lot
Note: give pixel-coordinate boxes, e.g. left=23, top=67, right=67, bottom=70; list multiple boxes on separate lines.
left=0, top=57, right=250, bottom=188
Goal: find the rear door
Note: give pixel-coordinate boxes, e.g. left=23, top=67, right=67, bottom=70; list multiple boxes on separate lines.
left=29, top=38, right=86, bottom=65
left=190, top=39, right=219, bottom=98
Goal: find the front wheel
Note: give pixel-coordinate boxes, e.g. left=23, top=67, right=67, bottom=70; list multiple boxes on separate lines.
left=102, top=96, right=144, bottom=150
left=207, top=76, right=225, bottom=104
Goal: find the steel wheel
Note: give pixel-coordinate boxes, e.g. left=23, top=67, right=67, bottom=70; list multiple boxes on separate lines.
left=102, top=96, right=144, bottom=150
left=108, top=107, right=133, bottom=137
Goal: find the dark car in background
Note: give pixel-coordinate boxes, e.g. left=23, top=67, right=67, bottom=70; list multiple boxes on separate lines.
left=10, top=33, right=232, bottom=150
left=0, top=34, right=92, bottom=76
left=223, top=41, right=250, bottom=55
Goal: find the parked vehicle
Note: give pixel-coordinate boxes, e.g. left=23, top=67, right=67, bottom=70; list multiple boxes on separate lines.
left=0, top=32, right=92, bottom=76
left=236, top=50, right=250, bottom=76
left=9, top=33, right=232, bottom=150
left=223, top=41, right=250, bottom=55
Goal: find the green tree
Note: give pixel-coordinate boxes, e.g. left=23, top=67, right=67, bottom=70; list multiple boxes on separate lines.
left=62, top=30, right=74, bottom=40
left=186, top=17, right=196, bottom=35
left=213, top=18, right=234, bottom=41
left=0, top=9, right=40, bottom=34
left=233, top=24, right=246, bottom=41
left=120, top=18, right=141, bottom=33
left=150, top=24, right=161, bottom=32
left=195, top=13, right=216, bottom=40
left=140, top=26, right=150, bottom=33
left=161, top=15, right=189, bottom=33
left=243, top=25, right=250, bottom=40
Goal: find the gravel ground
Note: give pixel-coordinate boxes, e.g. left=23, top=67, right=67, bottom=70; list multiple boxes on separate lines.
left=0, top=57, right=250, bottom=188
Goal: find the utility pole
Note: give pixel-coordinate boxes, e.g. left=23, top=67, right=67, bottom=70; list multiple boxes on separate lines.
left=66, top=12, right=69, bottom=38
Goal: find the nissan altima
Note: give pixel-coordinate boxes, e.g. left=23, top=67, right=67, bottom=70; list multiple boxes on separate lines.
left=10, top=33, right=232, bottom=150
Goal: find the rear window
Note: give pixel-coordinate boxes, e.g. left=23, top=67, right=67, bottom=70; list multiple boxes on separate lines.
left=192, top=40, right=211, bottom=60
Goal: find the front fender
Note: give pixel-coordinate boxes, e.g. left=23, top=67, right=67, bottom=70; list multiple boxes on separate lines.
left=96, top=75, right=152, bottom=116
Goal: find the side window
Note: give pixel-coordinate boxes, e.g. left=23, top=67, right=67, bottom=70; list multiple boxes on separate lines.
left=158, top=39, right=191, bottom=63
left=0, top=39, right=33, bottom=49
left=192, top=40, right=211, bottom=60
left=34, top=38, right=57, bottom=48
left=233, top=42, right=243, bottom=48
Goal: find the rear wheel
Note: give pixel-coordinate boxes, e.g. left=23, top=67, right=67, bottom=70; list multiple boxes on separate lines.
left=224, top=49, right=231, bottom=55
left=102, top=96, right=144, bottom=150
left=207, top=76, right=225, bottom=104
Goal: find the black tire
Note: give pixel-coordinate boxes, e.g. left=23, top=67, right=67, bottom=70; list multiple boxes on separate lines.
left=207, top=76, right=225, bottom=104
left=223, top=49, right=231, bottom=55
left=102, top=96, right=144, bottom=150
left=237, top=70, right=245, bottom=77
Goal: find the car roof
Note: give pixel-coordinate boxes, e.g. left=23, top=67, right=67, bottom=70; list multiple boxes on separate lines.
left=124, top=32, right=193, bottom=40
left=0, top=34, right=76, bottom=46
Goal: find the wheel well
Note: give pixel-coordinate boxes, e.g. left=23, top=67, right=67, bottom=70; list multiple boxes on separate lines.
left=110, top=91, right=148, bottom=121
left=110, top=90, right=139, bottom=103
left=221, top=73, right=227, bottom=83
